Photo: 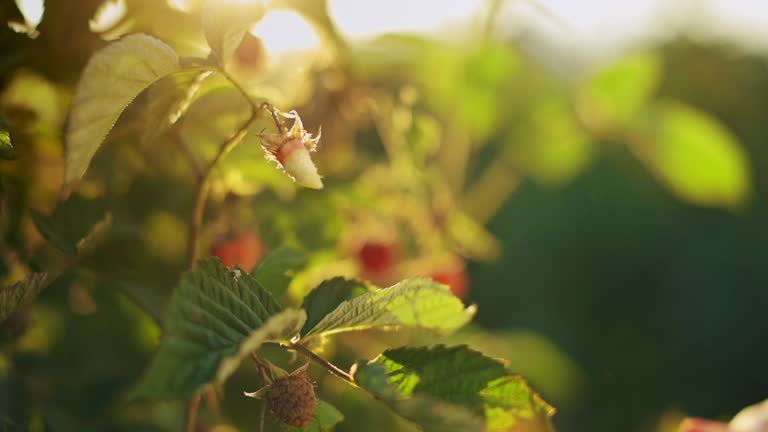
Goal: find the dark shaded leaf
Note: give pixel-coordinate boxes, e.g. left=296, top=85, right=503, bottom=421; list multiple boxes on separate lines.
left=300, top=277, right=368, bottom=336
left=252, top=246, right=307, bottom=297
left=133, top=258, right=305, bottom=399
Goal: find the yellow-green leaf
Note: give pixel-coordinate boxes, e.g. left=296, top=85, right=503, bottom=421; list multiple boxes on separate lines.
left=636, top=102, right=751, bottom=208
left=202, top=0, right=266, bottom=65
left=66, top=34, right=180, bottom=183
left=355, top=345, right=554, bottom=432
left=303, top=278, right=475, bottom=339
left=580, top=52, right=660, bottom=132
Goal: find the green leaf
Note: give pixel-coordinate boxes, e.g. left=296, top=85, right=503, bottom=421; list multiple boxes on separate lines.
left=0, top=272, right=54, bottom=323
left=65, top=34, right=181, bottom=183
left=76, top=212, right=113, bottom=255
left=286, top=400, right=344, bottom=432
left=303, top=278, right=475, bottom=339
left=30, top=209, right=78, bottom=255
left=525, top=97, right=593, bottom=186
left=300, top=277, right=368, bottom=335
left=252, top=246, right=307, bottom=297
left=580, top=52, right=660, bottom=132
left=30, top=210, right=112, bottom=256
left=141, top=70, right=212, bottom=147
left=1, top=212, right=113, bottom=323
left=202, top=0, right=266, bottom=65
left=0, top=129, right=15, bottom=160
left=637, top=102, right=751, bottom=208
left=133, top=258, right=306, bottom=399
left=354, top=345, right=555, bottom=432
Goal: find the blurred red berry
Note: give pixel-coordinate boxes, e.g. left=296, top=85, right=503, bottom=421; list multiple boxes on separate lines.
left=432, top=262, right=469, bottom=300
left=679, top=418, right=730, bottom=432
left=358, top=241, right=397, bottom=275
left=227, top=32, right=267, bottom=81
left=210, top=230, right=265, bottom=273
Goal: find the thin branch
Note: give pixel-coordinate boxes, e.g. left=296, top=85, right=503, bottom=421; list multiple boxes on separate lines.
left=251, top=352, right=271, bottom=384
left=203, top=388, right=222, bottom=421
left=185, top=394, right=201, bottom=432
left=291, top=343, right=354, bottom=383
left=186, top=104, right=258, bottom=269
left=258, top=399, right=267, bottom=432
left=185, top=68, right=265, bottom=269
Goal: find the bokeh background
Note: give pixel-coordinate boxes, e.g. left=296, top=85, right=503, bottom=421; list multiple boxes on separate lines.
left=1, top=0, right=768, bottom=431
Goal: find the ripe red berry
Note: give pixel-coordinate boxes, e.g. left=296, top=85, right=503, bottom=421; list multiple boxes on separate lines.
left=357, top=241, right=398, bottom=275
left=678, top=418, right=730, bottom=432
left=432, top=261, right=469, bottom=300
left=210, top=230, right=264, bottom=273
left=265, top=370, right=317, bottom=428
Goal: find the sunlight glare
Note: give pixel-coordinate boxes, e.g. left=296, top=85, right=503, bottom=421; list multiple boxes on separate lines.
left=15, top=0, right=44, bottom=27
left=166, top=0, right=194, bottom=13
left=89, top=0, right=128, bottom=33
left=250, top=10, right=320, bottom=56
left=328, top=0, right=483, bottom=39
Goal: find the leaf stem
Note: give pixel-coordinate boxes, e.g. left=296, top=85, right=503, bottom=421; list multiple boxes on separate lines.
left=186, top=105, right=257, bottom=268
left=291, top=343, right=355, bottom=383
left=185, top=394, right=201, bottom=432
left=258, top=399, right=267, bottom=432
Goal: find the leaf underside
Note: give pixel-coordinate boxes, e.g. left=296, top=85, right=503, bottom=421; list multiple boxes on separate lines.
left=66, top=34, right=180, bottom=183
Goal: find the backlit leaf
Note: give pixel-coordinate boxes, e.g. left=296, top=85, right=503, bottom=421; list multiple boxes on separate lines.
left=636, top=102, right=751, bottom=208
left=355, top=345, right=555, bottom=432
left=202, top=0, right=266, bottom=65
left=303, top=278, right=475, bottom=339
left=66, top=34, right=180, bottom=183
left=580, top=52, right=660, bottom=132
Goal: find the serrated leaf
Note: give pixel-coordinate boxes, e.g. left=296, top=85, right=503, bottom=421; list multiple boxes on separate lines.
left=0, top=272, right=54, bottom=323
left=30, top=209, right=78, bottom=255
left=133, top=258, right=306, bottom=399
left=303, top=278, right=475, bottom=339
left=300, top=277, right=368, bottom=335
left=202, top=0, right=266, bottom=65
left=580, top=52, right=660, bottom=131
left=636, top=102, right=751, bottom=208
left=252, top=246, right=307, bottom=297
left=286, top=400, right=344, bottom=432
left=66, top=34, right=180, bottom=183
left=355, top=345, right=555, bottom=432
left=30, top=210, right=112, bottom=256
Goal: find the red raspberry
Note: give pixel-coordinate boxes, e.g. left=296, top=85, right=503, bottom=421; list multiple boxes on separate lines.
left=358, top=241, right=398, bottom=275
left=210, top=230, right=264, bottom=273
left=432, top=261, right=469, bottom=300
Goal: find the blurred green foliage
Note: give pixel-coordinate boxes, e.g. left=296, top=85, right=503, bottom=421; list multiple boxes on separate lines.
left=0, top=0, right=767, bottom=431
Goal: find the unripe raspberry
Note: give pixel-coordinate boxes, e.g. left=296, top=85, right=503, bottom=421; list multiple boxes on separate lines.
left=265, top=370, right=317, bottom=428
